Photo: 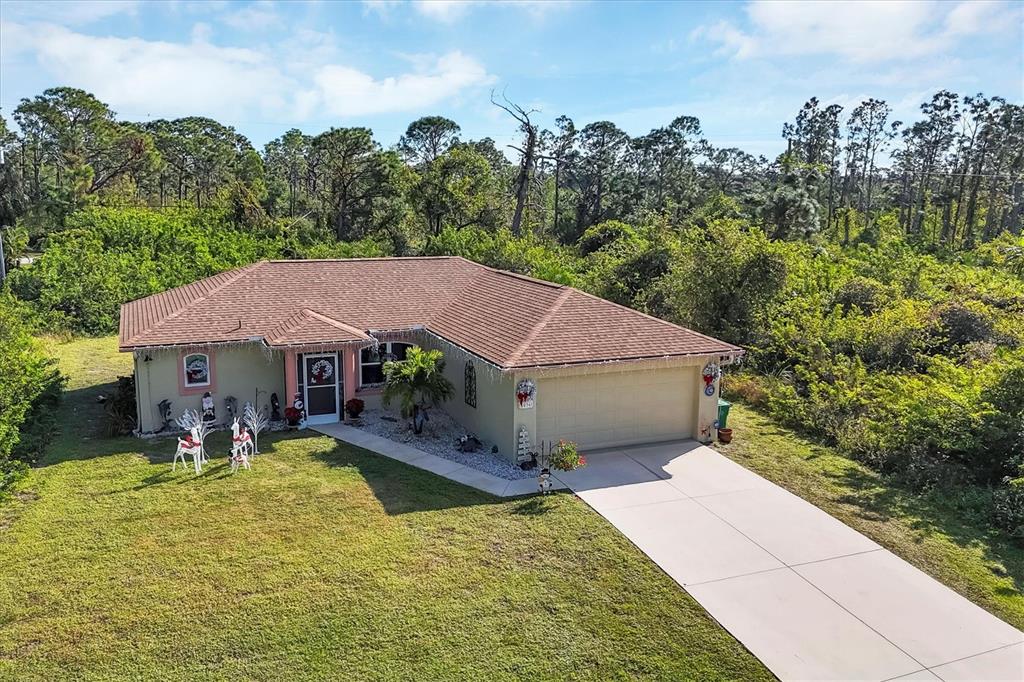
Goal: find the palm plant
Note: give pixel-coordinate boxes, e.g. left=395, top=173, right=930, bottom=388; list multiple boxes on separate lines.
left=381, top=346, right=454, bottom=434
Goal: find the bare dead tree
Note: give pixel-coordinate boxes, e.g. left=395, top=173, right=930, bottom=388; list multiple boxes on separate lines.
left=491, top=89, right=539, bottom=236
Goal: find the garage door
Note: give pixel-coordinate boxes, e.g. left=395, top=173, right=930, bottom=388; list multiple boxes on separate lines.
left=536, top=366, right=696, bottom=450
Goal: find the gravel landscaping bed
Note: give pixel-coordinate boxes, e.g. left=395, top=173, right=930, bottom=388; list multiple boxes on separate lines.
left=352, top=408, right=534, bottom=480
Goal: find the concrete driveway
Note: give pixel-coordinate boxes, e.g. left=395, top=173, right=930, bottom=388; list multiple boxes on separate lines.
left=554, top=441, right=1024, bottom=681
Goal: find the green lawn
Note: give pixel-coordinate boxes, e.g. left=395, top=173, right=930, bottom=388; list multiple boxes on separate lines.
left=716, top=404, right=1024, bottom=630
left=0, top=337, right=772, bottom=681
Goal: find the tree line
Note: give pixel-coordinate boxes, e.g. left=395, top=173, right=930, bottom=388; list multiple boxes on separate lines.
left=2, top=86, right=1021, bottom=254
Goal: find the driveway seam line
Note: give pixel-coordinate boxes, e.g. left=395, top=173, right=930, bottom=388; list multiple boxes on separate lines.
left=924, top=638, right=1024, bottom=673
left=680, top=485, right=769, bottom=500
left=684, top=565, right=789, bottom=588
left=597, top=495, right=692, bottom=513
left=622, top=445, right=930, bottom=674
left=787, top=547, right=885, bottom=569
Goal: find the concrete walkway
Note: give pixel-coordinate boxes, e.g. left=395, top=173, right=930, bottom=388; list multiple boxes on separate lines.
left=553, top=441, right=1024, bottom=681
left=312, top=422, right=562, bottom=497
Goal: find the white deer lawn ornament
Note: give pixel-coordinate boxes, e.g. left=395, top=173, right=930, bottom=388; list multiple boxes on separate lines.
left=173, top=424, right=204, bottom=474
left=229, top=445, right=251, bottom=473
left=174, top=409, right=209, bottom=474
left=229, top=417, right=253, bottom=473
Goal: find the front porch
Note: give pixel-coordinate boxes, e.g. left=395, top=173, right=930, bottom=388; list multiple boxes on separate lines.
left=282, top=339, right=416, bottom=426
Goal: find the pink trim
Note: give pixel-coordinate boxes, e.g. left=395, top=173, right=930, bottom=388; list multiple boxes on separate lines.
left=343, top=347, right=358, bottom=408
left=284, top=349, right=299, bottom=405
left=178, top=350, right=216, bottom=396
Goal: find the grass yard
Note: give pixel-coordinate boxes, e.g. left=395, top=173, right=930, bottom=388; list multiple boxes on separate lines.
left=0, top=337, right=772, bottom=681
left=716, top=404, right=1024, bottom=631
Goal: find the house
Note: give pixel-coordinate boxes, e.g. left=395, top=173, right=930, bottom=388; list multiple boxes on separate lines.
left=119, top=257, right=743, bottom=459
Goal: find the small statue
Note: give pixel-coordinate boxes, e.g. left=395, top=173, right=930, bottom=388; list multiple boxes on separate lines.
left=224, top=396, right=238, bottom=425
left=157, top=399, right=173, bottom=432
left=538, top=466, right=552, bottom=494
left=284, top=393, right=306, bottom=429
left=270, top=392, right=281, bottom=421
left=201, top=391, right=216, bottom=424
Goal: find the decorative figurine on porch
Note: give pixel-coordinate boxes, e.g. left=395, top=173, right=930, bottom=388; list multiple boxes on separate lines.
left=201, top=391, right=216, bottom=424
left=269, top=392, right=281, bottom=421
left=156, top=399, right=173, bottom=432
left=284, top=393, right=307, bottom=429
left=224, top=396, right=238, bottom=425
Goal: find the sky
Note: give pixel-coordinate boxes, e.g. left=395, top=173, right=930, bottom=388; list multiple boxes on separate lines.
left=1, top=0, right=1022, bottom=158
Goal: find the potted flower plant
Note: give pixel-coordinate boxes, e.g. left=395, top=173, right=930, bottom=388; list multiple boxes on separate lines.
left=345, top=397, right=365, bottom=419
left=537, top=439, right=586, bottom=493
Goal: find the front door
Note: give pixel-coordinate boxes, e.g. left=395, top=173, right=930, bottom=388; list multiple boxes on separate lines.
left=303, top=352, right=340, bottom=424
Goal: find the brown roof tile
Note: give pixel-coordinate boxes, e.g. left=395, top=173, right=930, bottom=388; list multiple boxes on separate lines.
left=119, top=257, right=742, bottom=368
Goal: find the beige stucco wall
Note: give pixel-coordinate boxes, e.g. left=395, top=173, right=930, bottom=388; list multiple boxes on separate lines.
left=133, top=343, right=285, bottom=432
left=420, top=334, right=517, bottom=460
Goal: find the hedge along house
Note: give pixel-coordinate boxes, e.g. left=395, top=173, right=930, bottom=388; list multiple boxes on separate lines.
left=119, top=257, right=743, bottom=460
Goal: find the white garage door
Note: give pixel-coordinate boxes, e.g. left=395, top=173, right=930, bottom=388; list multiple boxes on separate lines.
left=536, top=366, right=697, bottom=450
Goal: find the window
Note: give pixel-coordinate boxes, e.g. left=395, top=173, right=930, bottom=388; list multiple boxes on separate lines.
left=464, top=361, right=477, bottom=408
left=183, top=353, right=210, bottom=387
left=360, top=342, right=413, bottom=387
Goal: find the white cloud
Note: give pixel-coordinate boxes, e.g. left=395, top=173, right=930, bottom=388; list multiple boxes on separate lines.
left=693, top=0, right=1019, bottom=63
left=222, top=1, right=280, bottom=31
left=0, top=20, right=496, bottom=122
left=313, top=51, right=496, bottom=116
left=413, top=0, right=472, bottom=23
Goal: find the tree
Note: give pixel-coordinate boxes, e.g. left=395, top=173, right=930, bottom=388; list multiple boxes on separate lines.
left=397, top=116, right=461, bottom=166
left=142, top=116, right=250, bottom=208
left=381, top=346, right=455, bottom=434
left=410, top=146, right=504, bottom=235
left=540, top=115, right=576, bottom=236
left=263, top=129, right=311, bottom=217
left=758, top=164, right=823, bottom=240
left=491, top=91, right=539, bottom=236
left=13, top=88, right=156, bottom=217
left=310, top=127, right=404, bottom=240
left=573, top=121, right=629, bottom=232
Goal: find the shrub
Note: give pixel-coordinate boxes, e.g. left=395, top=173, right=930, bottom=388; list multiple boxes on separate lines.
left=936, top=302, right=994, bottom=350
left=577, top=220, right=639, bottom=256
left=0, top=293, right=64, bottom=493
left=102, top=375, right=138, bottom=436
left=832, top=276, right=885, bottom=314
left=548, top=440, right=586, bottom=472
left=993, top=477, right=1024, bottom=539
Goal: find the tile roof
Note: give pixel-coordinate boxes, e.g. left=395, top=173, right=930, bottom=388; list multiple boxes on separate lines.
left=119, top=257, right=742, bottom=368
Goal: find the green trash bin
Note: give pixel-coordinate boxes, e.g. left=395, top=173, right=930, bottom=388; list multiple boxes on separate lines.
left=717, top=398, right=731, bottom=430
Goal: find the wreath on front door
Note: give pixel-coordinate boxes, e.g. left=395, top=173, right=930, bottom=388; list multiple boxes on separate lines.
left=310, top=359, right=334, bottom=385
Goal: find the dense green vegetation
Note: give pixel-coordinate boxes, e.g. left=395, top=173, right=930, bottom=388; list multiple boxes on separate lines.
left=0, top=337, right=772, bottom=681
left=1, top=86, right=1022, bottom=538
left=0, top=294, right=63, bottom=493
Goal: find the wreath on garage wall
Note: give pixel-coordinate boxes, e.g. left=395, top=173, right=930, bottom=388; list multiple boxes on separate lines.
left=702, top=362, right=721, bottom=396
left=516, top=378, right=536, bottom=408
